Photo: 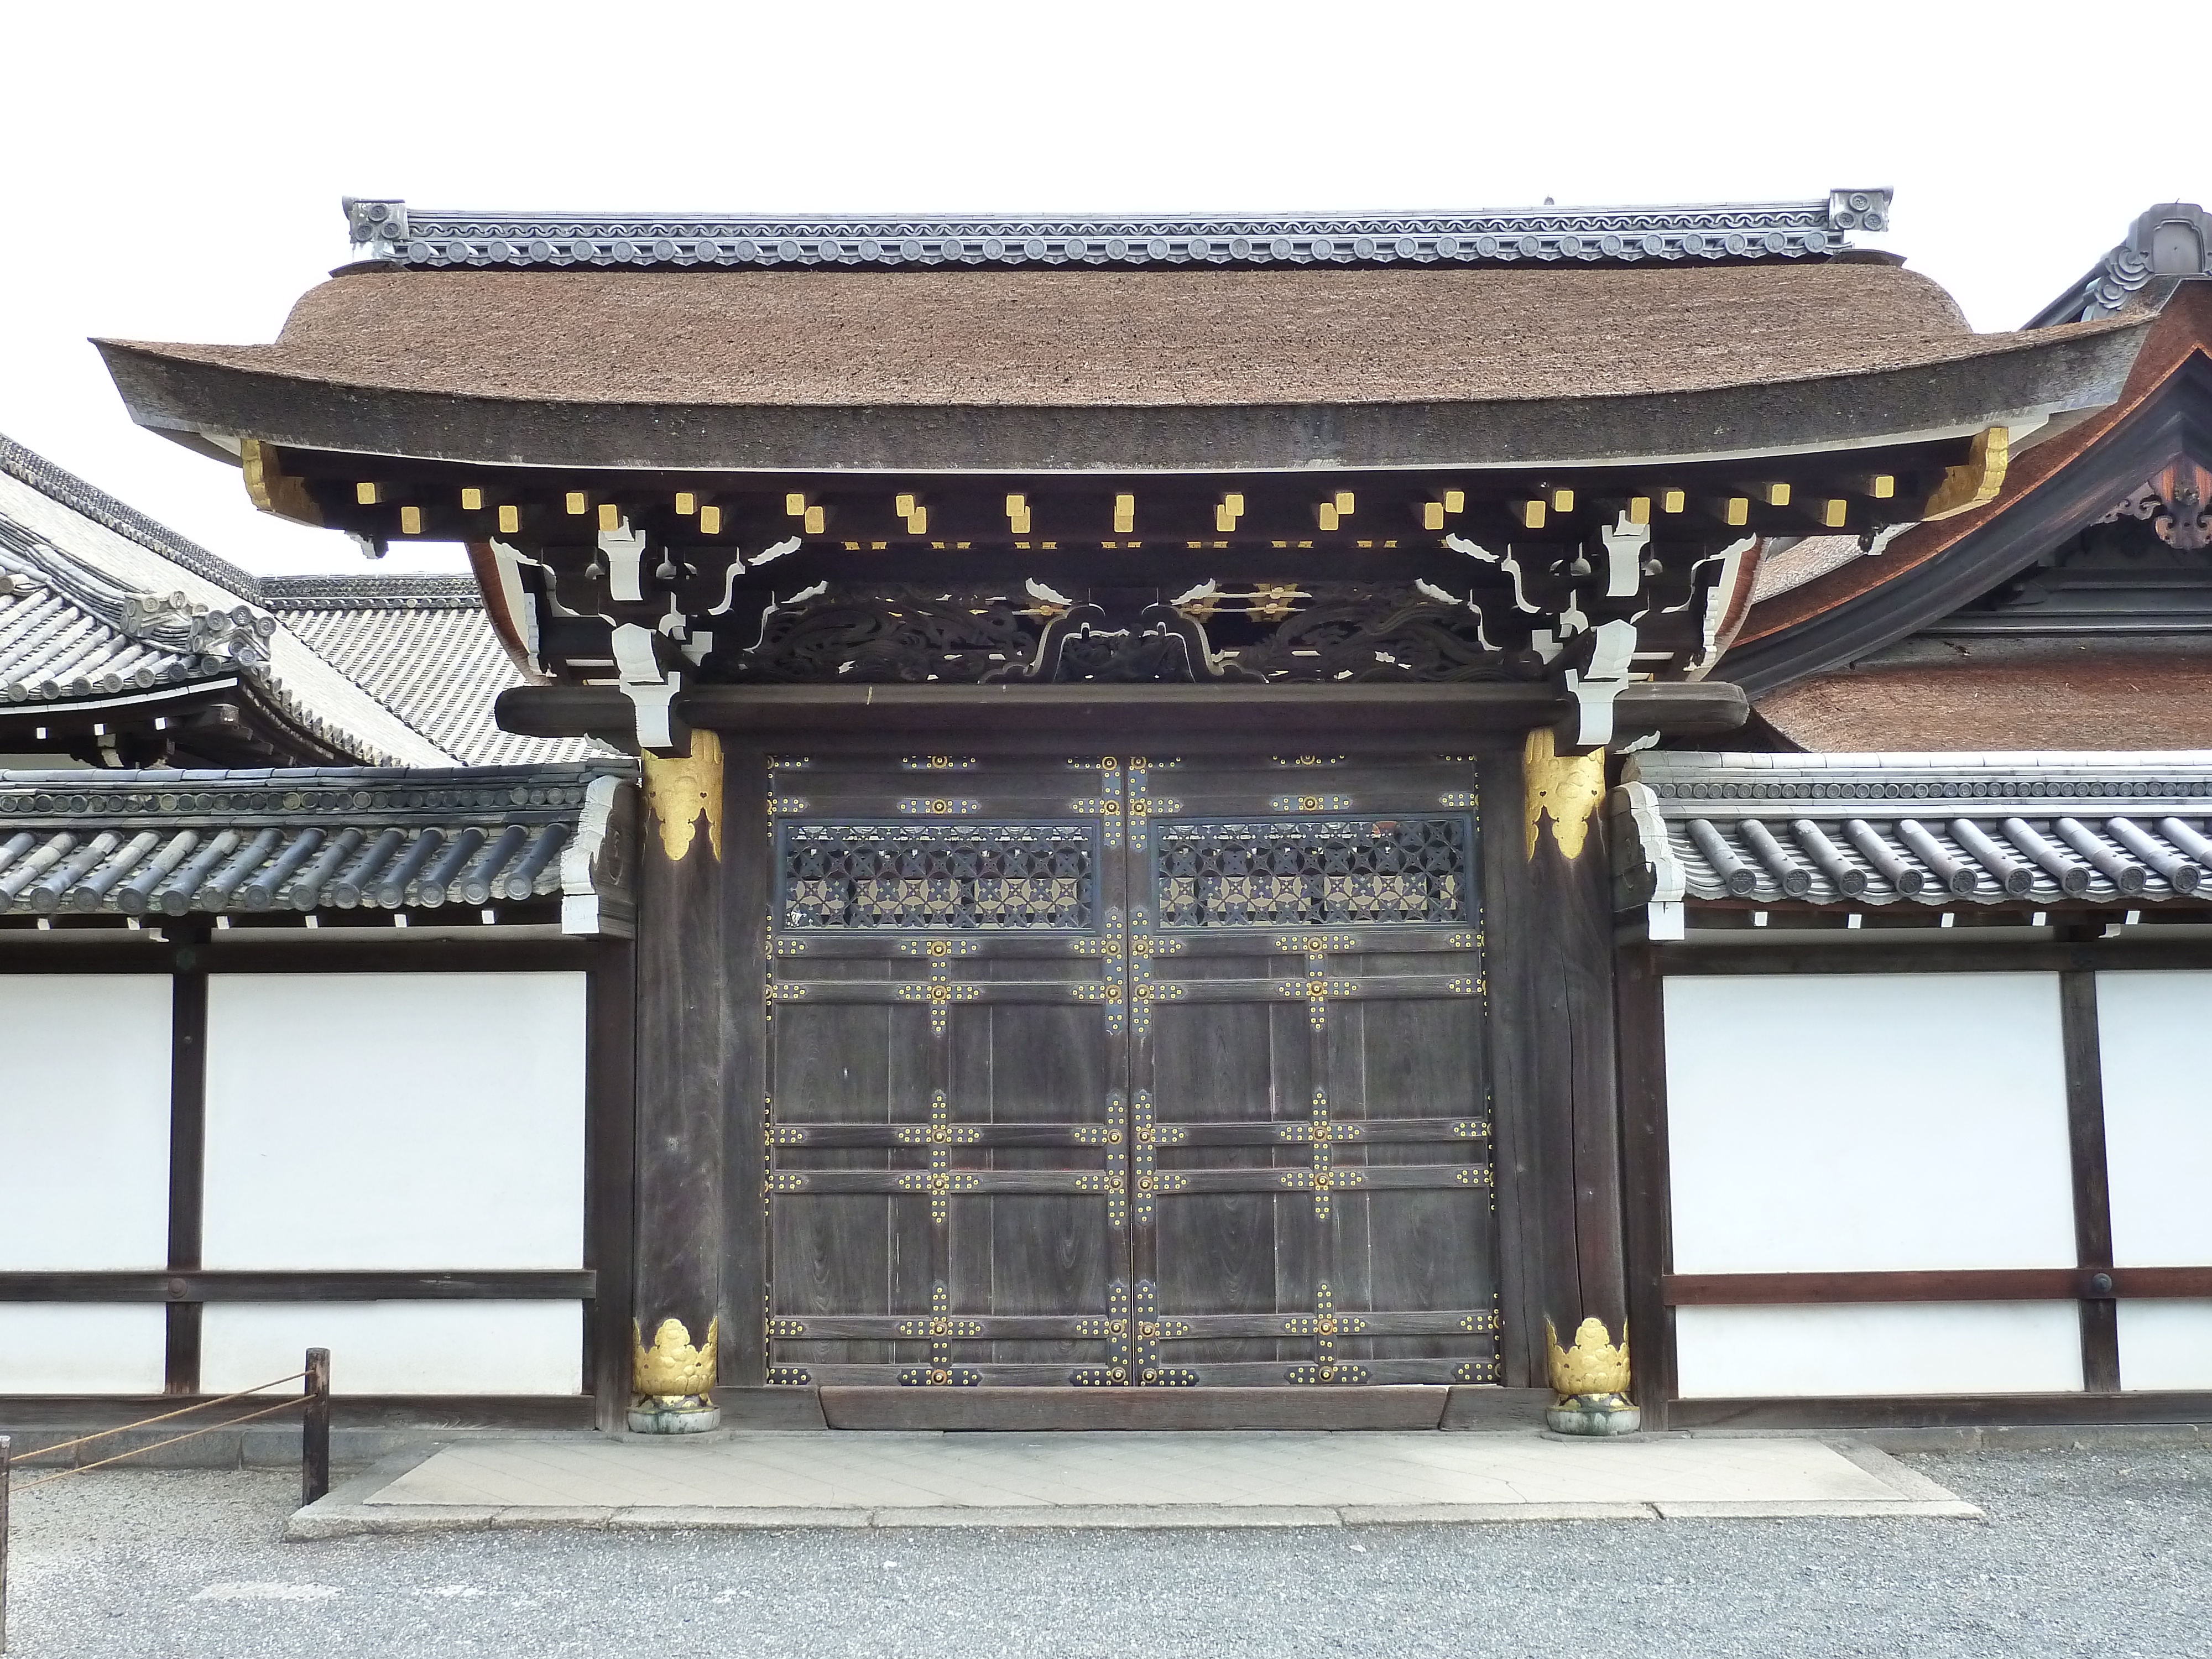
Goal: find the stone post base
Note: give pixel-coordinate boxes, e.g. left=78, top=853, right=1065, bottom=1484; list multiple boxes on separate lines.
left=627, top=1395, right=722, bottom=1434
left=1546, top=1391, right=1642, bottom=1437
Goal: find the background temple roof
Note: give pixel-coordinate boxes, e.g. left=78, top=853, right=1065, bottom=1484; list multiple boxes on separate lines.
left=259, top=575, right=587, bottom=768
left=0, top=434, right=589, bottom=766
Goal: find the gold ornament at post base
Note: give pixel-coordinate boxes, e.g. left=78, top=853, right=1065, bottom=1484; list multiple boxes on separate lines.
left=628, top=1317, right=722, bottom=1435
left=1545, top=1316, right=1641, bottom=1437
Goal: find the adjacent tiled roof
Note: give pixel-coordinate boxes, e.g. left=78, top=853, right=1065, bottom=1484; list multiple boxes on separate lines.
left=258, top=576, right=594, bottom=766
left=1612, top=752, right=2212, bottom=918
left=108, top=261, right=2126, bottom=409
left=0, top=431, right=258, bottom=599
left=0, top=545, right=257, bottom=707
left=0, top=761, right=636, bottom=934
left=1747, top=534, right=1864, bottom=605
left=0, top=446, right=445, bottom=762
left=0, top=434, right=585, bottom=765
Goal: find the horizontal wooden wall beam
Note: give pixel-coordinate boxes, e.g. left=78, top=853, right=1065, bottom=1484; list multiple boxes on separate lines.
left=1655, top=940, right=2212, bottom=977
left=0, top=1271, right=596, bottom=1302
left=0, top=939, right=594, bottom=975
left=1665, top=1266, right=2212, bottom=1305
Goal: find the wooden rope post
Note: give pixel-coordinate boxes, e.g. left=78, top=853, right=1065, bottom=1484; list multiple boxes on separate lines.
left=2, top=1432, right=12, bottom=1655
left=301, top=1351, right=331, bottom=1507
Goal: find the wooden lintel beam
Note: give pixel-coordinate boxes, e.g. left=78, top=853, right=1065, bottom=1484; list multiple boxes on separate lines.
left=495, top=680, right=1747, bottom=747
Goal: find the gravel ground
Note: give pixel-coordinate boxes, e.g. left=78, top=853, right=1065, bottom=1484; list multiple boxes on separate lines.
left=4, top=1445, right=2208, bottom=1658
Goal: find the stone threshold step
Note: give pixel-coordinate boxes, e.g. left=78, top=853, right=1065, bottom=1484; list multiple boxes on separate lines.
left=289, top=1497, right=1984, bottom=1537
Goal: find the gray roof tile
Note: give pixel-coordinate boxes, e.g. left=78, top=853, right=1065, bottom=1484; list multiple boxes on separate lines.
left=0, top=760, right=636, bottom=933
left=1615, top=752, right=2212, bottom=914
left=0, top=432, right=589, bottom=766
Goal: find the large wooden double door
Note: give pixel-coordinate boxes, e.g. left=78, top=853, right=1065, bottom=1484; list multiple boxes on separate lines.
left=761, top=754, right=1496, bottom=1388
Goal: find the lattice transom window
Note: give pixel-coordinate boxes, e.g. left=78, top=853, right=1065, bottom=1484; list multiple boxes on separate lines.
left=778, top=821, right=1098, bottom=930
left=1152, top=816, right=1469, bottom=927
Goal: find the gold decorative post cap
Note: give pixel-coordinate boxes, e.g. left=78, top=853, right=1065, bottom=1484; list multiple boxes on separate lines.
left=1546, top=1315, right=1631, bottom=1399
left=632, top=1316, right=719, bottom=1400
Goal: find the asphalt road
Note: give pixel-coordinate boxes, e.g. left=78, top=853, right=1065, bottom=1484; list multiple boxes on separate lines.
left=4, top=1444, right=2207, bottom=1658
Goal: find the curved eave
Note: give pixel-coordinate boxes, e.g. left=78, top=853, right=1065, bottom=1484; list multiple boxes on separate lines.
left=97, top=321, right=2148, bottom=476
left=1726, top=285, right=2211, bottom=696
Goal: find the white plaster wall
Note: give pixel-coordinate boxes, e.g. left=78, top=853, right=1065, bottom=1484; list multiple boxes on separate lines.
left=0, top=975, right=171, bottom=1270
left=2096, top=972, right=2212, bottom=1267
left=201, top=1302, right=582, bottom=1395
left=1665, top=974, right=2075, bottom=1273
left=1675, top=1303, right=2084, bottom=1397
left=2116, top=1301, right=2212, bottom=1392
left=0, top=1305, right=168, bottom=1394
left=201, top=973, right=587, bottom=1270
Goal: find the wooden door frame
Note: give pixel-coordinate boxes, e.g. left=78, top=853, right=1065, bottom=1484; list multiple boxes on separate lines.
left=682, top=699, right=1629, bottom=1397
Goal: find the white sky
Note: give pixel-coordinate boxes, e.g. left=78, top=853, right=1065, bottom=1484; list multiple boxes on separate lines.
left=1, top=0, right=2203, bottom=577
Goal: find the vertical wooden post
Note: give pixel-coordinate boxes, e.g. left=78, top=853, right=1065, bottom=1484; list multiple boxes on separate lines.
left=633, top=731, right=732, bottom=1424
left=1484, top=731, right=1629, bottom=1387
left=1615, top=942, right=1675, bottom=1426
left=301, top=1349, right=330, bottom=1507
left=2060, top=969, right=2121, bottom=1392
left=165, top=929, right=211, bottom=1395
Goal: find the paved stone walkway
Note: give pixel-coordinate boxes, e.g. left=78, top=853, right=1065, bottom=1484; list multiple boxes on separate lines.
left=290, top=1431, right=1977, bottom=1534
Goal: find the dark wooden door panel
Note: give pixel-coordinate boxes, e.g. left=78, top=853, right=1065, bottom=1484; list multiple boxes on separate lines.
left=765, top=757, right=1129, bottom=1386
left=761, top=754, right=1498, bottom=1392
left=1135, top=761, right=1499, bottom=1387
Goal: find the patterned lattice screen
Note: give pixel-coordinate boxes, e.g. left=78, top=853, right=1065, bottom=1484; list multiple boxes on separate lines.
left=1152, top=816, right=1470, bottom=927
left=777, top=821, right=1099, bottom=930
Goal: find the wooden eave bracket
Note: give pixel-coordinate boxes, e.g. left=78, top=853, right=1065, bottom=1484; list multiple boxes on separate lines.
left=239, top=438, right=322, bottom=527
left=1608, top=780, right=1686, bottom=941
left=1919, top=426, right=2010, bottom=521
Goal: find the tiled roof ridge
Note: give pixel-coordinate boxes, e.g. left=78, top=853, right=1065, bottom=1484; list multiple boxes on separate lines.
left=342, top=190, right=1893, bottom=271
left=259, top=573, right=485, bottom=610
left=0, top=757, right=634, bottom=791
left=0, top=430, right=260, bottom=602
left=1625, top=750, right=2212, bottom=805
left=1629, top=749, right=2212, bottom=775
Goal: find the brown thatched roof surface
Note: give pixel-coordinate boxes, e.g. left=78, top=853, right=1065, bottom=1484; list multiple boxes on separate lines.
left=1759, top=654, right=2212, bottom=752
left=103, top=261, right=2131, bottom=409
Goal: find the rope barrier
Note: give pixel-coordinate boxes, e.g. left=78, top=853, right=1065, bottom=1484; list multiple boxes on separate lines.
left=11, top=1396, right=309, bottom=1494
left=9, top=1371, right=307, bottom=1466
left=1, top=1348, right=330, bottom=1655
